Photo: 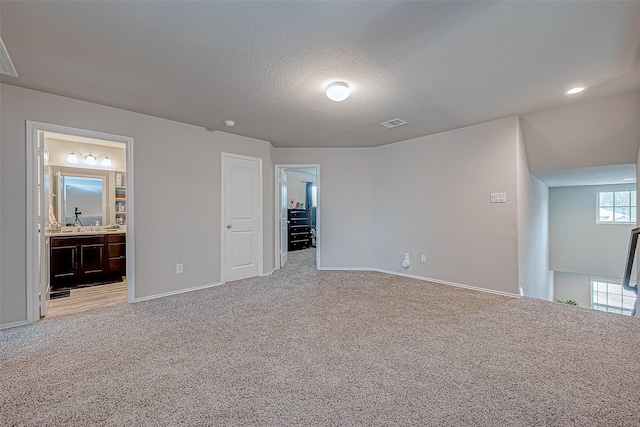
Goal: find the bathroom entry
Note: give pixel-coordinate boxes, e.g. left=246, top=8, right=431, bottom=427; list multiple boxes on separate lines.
left=26, top=121, right=134, bottom=323
left=275, top=165, right=320, bottom=271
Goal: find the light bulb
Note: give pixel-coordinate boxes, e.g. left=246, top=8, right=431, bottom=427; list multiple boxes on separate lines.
left=326, top=82, right=350, bottom=102
left=101, top=156, right=111, bottom=167
left=85, top=154, right=96, bottom=165
left=67, top=152, right=79, bottom=164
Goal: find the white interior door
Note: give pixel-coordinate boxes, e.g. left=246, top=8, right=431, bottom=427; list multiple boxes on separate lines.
left=223, top=154, right=261, bottom=282
left=38, top=132, right=48, bottom=317
left=280, top=169, right=288, bottom=267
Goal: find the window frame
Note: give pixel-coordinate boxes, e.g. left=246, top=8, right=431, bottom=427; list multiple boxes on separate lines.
left=590, top=278, right=636, bottom=316
left=596, top=190, right=636, bottom=224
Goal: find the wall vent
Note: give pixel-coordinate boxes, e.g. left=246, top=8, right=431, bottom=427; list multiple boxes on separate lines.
left=380, top=118, right=407, bottom=129
left=0, top=37, right=18, bottom=78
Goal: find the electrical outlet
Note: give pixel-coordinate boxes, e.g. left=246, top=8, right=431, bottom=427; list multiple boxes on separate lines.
left=421, top=255, right=427, bottom=263
left=490, top=192, right=506, bottom=203
left=176, top=263, right=183, bottom=274
left=404, top=253, right=409, bottom=259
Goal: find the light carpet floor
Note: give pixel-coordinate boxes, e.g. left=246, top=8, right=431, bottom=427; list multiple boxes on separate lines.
left=2, top=249, right=640, bottom=426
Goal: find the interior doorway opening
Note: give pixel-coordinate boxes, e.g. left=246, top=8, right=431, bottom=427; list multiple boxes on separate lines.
left=26, top=122, right=135, bottom=323
left=275, top=164, right=320, bottom=271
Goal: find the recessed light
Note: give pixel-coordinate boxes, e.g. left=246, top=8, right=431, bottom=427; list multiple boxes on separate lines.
left=565, top=87, right=585, bottom=95
left=326, top=82, right=350, bottom=102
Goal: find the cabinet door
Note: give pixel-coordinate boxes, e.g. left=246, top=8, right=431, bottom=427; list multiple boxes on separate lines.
left=50, top=245, right=77, bottom=280
left=79, top=243, right=105, bottom=275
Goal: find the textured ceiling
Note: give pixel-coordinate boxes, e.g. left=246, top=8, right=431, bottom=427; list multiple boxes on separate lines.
left=1, top=1, right=640, bottom=148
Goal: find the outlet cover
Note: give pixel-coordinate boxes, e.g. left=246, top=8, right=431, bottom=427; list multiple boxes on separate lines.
left=490, top=192, right=506, bottom=203
left=176, top=263, right=184, bottom=274
left=421, top=255, right=427, bottom=263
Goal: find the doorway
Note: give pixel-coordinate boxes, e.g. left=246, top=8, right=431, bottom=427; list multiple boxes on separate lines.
left=26, top=121, right=135, bottom=323
left=275, top=164, right=320, bottom=271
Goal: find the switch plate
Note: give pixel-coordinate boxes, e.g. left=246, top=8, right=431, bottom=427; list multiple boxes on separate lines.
left=176, top=263, right=183, bottom=274
left=490, top=192, right=506, bottom=203
left=421, top=255, right=427, bottom=263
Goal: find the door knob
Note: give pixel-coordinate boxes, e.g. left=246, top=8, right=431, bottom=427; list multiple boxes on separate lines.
left=226, top=224, right=232, bottom=229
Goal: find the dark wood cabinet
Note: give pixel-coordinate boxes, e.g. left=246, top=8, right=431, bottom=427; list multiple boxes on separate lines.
left=78, top=237, right=106, bottom=276
left=50, top=233, right=126, bottom=287
left=288, top=209, right=311, bottom=251
left=107, top=234, right=127, bottom=276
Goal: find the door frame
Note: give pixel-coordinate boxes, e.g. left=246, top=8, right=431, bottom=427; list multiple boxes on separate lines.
left=274, top=164, right=320, bottom=271
left=26, top=121, right=135, bottom=323
left=220, top=152, right=263, bottom=284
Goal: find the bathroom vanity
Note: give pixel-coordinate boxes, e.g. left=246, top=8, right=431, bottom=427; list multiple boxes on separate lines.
left=49, top=230, right=126, bottom=287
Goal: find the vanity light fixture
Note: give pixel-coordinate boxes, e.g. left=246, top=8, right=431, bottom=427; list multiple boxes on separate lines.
left=66, top=150, right=112, bottom=167
left=326, top=81, right=350, bottom=102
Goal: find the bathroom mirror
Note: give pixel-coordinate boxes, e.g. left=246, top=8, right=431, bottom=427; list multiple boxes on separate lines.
left=58, top=174, right=106, bottom=226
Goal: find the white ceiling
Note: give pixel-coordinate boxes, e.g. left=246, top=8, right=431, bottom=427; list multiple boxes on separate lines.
left=1, top=1, right=640, bottom=150
left=534, top=164, right=636, bottom=188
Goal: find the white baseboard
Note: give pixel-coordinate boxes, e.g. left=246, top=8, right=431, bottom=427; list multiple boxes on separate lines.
left=318, top=266, right=519, bottom=298
left=132, top=281, right=224, bottom=303
left=372, top=268, right=520, bottom=298
left=0, top=320, right=29, bottom=330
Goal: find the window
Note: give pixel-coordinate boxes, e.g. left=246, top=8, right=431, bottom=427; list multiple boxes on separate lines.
left=598, top=190, right=636, bottom=223
left=591, top=279, right=636, bottom=316
left=311, top=184, right=317, bottom=207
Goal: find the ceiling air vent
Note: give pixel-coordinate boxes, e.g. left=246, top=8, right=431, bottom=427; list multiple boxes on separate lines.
left=0, top=37, right=18, bottom=78
left=380, top=118, right=407, bottom=129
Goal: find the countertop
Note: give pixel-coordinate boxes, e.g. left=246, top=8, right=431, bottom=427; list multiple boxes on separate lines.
left=46, top=228, right=126, bottom=237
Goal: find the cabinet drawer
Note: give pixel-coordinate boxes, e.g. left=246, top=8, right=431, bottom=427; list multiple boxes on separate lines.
left=289, top=240, right=309, bottom=251
left=288, top=209, right=308, bottom=219
left=107, top=233, right=126, bottom=243
left=109, top=259, right=126, bottom=276
left=289, top=225, right=310, bottom=233
left=108, top=242, right=126, bottom=258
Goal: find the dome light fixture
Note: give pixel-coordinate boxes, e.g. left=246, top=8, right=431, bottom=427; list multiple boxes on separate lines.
left=565, top=86, right=585, bottom=95
left=326, top=81, right=350, bottom=102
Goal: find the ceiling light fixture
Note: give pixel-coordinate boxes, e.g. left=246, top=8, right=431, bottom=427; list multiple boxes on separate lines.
left=326, top=82, right=350, bottom=102
left=66, top=150, right=112, bottom=167
left=565, top=86, right=585, bottom=95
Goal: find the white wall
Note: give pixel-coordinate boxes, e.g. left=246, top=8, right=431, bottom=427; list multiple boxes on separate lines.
left=285, top=170, right=315, bottom=207
left=273, top=148, right=375, bottom=269
left=0, top=84, right=274, bottom=327
left=517, top=118, right=553, bottom=300
left=553, top=271, right=591, bottom=308
left=549, top=184, right=635, bottom=279
left=372, top=117, right=521, bottom=294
